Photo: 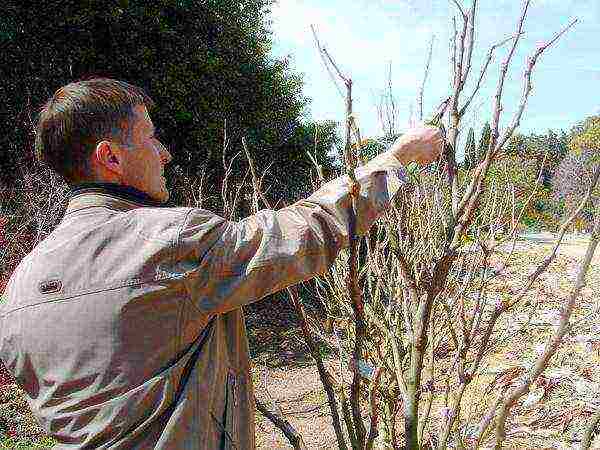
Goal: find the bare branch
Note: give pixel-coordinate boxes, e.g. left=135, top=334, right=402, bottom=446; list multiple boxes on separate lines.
left=459, top=34, right=516, bottom=117
left=475, top=394, right=504, bottom=446
left=451, top=16, right=458, bottom=83
left=494, top=18, right=578, bottom=152
left=364, top=367, right=383, bottom=450
left=418, top=35, right=435, bottom=122
left=310, top=24, right=344, bottom=98
left=460, top=1, right=477, bottom=85
left=489, top=0, right=531, bottom=154
left=241, top=137, right=270, bottom=211
left=255, top=397, right=307, bottom=450
left=454, top=6, right=469, bottom=92
left=450, top=0, right=467, bottom=20
left=453, top=0, right=537, bottom=233
left=322, top=47, right=350, bottom=85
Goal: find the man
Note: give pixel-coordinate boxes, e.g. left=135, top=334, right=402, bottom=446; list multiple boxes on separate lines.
left=0, top=78, right=443, bottom=449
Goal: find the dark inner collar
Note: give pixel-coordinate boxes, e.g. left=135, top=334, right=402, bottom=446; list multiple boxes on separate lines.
left=69, top=183, right=167, bottom=207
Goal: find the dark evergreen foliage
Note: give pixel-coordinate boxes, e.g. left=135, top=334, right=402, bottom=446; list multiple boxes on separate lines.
left=477, top=122, right=491, bottom=164
left=0, top=0, right=335, bottom=206
left=463, top=127, right=476, bottom=169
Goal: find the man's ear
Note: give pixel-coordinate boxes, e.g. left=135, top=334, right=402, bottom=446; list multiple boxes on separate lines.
left=94, top=140, right=124, bottom=177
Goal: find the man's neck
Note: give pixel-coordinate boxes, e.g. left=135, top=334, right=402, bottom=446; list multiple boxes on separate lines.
left=69, top=182, right=167, bottom=207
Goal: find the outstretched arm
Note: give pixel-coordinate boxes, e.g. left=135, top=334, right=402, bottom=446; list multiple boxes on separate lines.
left=178, top=126, right=443, bottom=314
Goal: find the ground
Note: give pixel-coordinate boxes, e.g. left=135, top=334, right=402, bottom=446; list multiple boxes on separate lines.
left=2, top=233, right=600, bottom=449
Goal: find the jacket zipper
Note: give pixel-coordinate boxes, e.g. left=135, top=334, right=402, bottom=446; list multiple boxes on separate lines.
left=225, top=371, right=237, bottom=450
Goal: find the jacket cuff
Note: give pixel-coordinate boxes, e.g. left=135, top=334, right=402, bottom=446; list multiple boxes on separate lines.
left=354, top=150, right=410, bottom=206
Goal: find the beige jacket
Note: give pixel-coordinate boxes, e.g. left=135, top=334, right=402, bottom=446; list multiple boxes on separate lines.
left=0, top=151, right=407, bottom=449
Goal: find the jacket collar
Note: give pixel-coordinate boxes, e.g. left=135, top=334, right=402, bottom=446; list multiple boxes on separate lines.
left=66, top=183, right=168, bottom=215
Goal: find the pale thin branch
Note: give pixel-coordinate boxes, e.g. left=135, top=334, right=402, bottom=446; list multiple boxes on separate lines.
left=453, top=4, right=469, bottom=91
left=364, top=367, right=383, bottom=450
left=489, top=0, right=531, bottom=153
left=306, top=125, right=326, bottom=183
left=460, top=1, right=477, bottom=85
left=387, top=61, right=397, bottom=133
left=451, top=16, right=458, bottom=83
left=310, top=24, right=344, bottom=98
left=305, top=148, right=325, bottom=184
left=450, top=0, right=467, bottom=20
left=418, top=35, right=435, bottom=122
left=322, top=47, right=350, bottom=85
left=241, top=137, right=270, bottom=210
left=494, top=18, right=578, bottom=152
left=475, top=394, right=504, bottom=446
left=459, top=34, right=516, bottom=117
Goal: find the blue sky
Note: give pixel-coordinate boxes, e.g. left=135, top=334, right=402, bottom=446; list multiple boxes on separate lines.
left=269, top=0, right=599, bottom=143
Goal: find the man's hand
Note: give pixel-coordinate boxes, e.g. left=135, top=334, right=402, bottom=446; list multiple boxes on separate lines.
left=390, top=126, right=445, bottom=166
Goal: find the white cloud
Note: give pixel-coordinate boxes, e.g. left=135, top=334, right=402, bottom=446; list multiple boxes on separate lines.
left=271, top=0, right=326, bottom=47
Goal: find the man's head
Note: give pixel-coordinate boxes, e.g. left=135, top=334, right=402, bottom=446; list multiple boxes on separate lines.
left=35, top=78, right=172, bottom=202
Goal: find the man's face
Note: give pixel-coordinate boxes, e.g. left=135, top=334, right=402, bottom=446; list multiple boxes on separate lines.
left=118, top=105, right=172, bottom=202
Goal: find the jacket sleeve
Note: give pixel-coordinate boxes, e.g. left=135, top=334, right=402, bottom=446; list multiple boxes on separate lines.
left=177, top=151, right=409, bottom=314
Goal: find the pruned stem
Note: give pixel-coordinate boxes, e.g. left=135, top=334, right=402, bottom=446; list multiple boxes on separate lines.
left=364, top=367, right=383, bottom=450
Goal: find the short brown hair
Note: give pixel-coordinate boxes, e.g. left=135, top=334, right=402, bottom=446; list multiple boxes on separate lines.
left=35, top=78, right=154, bottom=183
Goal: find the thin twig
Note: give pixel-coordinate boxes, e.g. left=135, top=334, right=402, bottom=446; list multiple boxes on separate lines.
left=458, top=34, right=516, bottom=117
left=310, top=24, right=344, bottom=99
left=418, top=35, right=435, bottom=122
left=256, top=397, right=307, bottom=450
left=364, top=367, right=383, bottom=450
